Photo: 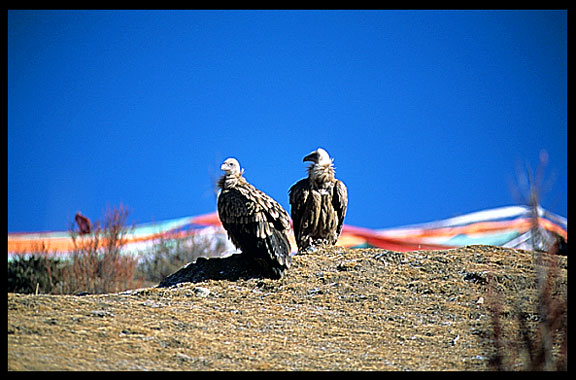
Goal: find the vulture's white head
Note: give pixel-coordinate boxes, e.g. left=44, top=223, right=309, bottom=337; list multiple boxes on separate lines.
left=303, top=148, right=333, bottom=166
left=220, top=158, right=243, bottom=175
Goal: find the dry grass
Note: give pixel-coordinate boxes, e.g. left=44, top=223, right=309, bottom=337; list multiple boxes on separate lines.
left=8, top=245, right=567, bottom=371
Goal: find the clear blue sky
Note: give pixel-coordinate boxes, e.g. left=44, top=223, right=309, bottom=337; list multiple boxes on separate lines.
left=8, top=10, right=567, bottom=232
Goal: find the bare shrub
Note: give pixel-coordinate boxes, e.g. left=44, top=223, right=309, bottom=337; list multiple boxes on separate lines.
left=63, top=204, right=141, bottom=294
left=509, top=149, right=559, bottom=252
left=486, top=242, right=567, bottom=371
left=488, top=151, right=567, bottom=370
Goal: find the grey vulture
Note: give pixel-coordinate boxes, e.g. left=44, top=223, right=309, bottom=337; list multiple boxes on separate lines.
left=217, top=158, right=292, bottom=278
left=289, top=148, right=348, bottom=252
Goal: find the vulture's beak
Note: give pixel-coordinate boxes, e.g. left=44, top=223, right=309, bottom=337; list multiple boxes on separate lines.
left=303, top=151, right=318, bottom=163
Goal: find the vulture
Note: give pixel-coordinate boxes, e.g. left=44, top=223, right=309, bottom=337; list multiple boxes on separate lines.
left=217, top=158, right=292, bottom=278
left=74, top=211, right=92, bottom=235
left=289, top=148, right=348, bottom=252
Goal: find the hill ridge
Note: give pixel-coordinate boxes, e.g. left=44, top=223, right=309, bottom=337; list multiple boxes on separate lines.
left=8, top=245, right=567, bottom=370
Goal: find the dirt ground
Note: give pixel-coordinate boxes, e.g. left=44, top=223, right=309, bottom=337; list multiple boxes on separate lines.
left=7, top=245, right=567, bottom=371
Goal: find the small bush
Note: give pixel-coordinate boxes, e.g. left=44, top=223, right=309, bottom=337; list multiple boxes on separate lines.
left=63, top=204, right=141, bottom=294
left=7, top=245, right=64, bottom=294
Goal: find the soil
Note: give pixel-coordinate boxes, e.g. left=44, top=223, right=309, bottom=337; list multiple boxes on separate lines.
left=7, top=245, right=567, bottom=371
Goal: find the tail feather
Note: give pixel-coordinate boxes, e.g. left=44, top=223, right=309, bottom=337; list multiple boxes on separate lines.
left=262, top=229, right=291, bottom=278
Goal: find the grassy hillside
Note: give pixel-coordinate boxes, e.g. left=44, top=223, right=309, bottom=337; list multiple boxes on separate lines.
left=8, top=245, right=567, bottom=371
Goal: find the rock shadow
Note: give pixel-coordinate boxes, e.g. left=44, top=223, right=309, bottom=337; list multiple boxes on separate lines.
left=157, top=254, right=276, bottom=288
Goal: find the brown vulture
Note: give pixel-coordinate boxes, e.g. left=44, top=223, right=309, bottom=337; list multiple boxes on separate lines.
left=74, top=211, right=92, bottom=235
left=217, top=158, right=292, bottom=278
left=289, top=148, right=348, bottom=252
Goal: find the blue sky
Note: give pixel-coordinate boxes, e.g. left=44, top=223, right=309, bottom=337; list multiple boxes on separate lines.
left=8, top=10, right=567, bottom=232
